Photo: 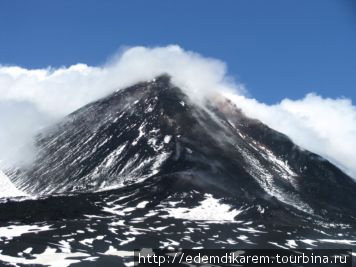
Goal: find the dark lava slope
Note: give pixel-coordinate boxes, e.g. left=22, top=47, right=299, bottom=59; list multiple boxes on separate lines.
left=1, top=75, right=355, bottom=266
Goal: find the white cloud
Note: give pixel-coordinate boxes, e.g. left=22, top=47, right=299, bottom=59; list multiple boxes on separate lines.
left=0, top=45, right=241, bottom=117
left=0, top=45, right=355, bottom=180
left=224, top=92, right=356, bottom=179
left=0, top=45, right=242, bottom=166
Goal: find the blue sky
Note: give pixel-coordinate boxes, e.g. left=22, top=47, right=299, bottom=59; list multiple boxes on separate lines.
left=0, top=0, right=355, bottom=104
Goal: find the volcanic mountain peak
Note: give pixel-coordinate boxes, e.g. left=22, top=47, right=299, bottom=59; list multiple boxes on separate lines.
left=1, top=75, right=356, bottom=266
left=6, top=75, right=356, bottom=222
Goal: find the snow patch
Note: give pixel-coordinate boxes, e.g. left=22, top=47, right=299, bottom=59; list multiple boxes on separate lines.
left=0, top=224, right=52, bottom=241
left=137, top=201, right=149, bottom=208
left=164, top=135, right=172, bottom=144
left=166, top=194, right=241, bottom=223
left=132, top=123, right=146, bottom=146
left=0, top=246, right=90, bottom=267
left=101, top=246, right=133, bottom=257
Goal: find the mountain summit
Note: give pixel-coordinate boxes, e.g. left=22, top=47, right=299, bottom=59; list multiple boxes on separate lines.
left=1, top=75, right=356, bottom=266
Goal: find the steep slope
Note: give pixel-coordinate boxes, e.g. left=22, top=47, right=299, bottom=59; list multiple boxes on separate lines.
left=9, top=76, right=179, bottom=195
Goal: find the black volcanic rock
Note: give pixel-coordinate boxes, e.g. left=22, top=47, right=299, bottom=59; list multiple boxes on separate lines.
left=1, top=75, right=356, bottom=266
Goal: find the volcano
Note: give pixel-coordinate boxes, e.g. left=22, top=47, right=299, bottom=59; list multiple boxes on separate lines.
left=0, top=75, right=355, bottom=266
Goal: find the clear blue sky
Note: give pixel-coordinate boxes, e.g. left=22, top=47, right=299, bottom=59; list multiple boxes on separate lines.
left=0, top=0, right=355, bottom=104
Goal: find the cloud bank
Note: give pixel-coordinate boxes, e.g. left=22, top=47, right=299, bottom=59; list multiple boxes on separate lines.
left=225, top=92, right=356, bottom=178
left=0, top=45, right=355, bottom=179
left=0, top=45, right=240, bottom=165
